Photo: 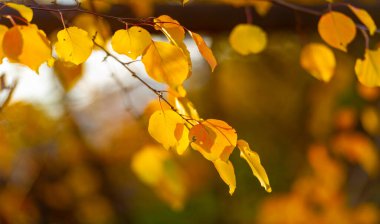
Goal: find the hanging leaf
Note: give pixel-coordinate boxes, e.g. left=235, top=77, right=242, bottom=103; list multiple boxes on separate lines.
left=131, top=145, right=187, bottom=210
left=111, top=26, right=151, bottom=60
left=154, top=15, right=185, bottom=46
left=300, top=43, right=336, bottom=82
left=54, top=60, right=83, bottom=91
left=3, top=25, right=51, bottom=72
left=348, top=4, right=377, bottom=36
left=0, top=25, right=9, bottom=62
left=6, top=3, right=33, bottom=22
left=355, top=49, right=380, bottom=87
left=214, top=159, right=236, bottom=195
left=148, top=110, right=189, bottom=155
left=189, top=119, right=237, bottom=161
left=55, top=27, right=93, bottom=65
left=73, top=14, right=111, bottom=46
left=237, top=140, right=271, bottom=192
left=318, top=11, right=356, bottom=52
left=142, top=41, right=189, bottom=88
left=229, top=24, right=267, bottom=55
left=188, top=31, right=217, bottom=71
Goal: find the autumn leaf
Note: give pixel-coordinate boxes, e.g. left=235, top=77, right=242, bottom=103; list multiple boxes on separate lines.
left=348, top=4, right=377, bottom=36
left=0, top=25, right=9, bottom=62
left=3, top=25, right=51, bottom=72
left=300, top=43, right=336, bottom=82
left=154, top=15, right=185, bottom=46
left=214, top=159, right=236, bottom=195
left=54, top=60, right=83, bottom=91
left=142, top=41, right=189, bottom=88
left=189, top=119, right=237, bottom=161
left=131, top=145, right=187, bottom=210
left=55, top=27, right=94, bottom=65
left=73, top=14, right=111, bottom=46
left=148, top=110, right=189, bottom=155
left=188, top=31, right=217, bottom=71
left=229, top=24, right=267, bottom=55
left=318, top=11, right=356, bottom=52
left=6, top=3, right=33, bottom=22
left=111, top=26, right=151, bottom=60
left=237, top=140, right=271, bottom=192
left=355, top=49, right=380, bottom=87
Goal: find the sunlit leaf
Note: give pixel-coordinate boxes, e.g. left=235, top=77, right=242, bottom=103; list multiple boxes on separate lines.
left=348, top=4, right=377, bottom=36
left=229, top=24, right=267, bottom=55
left=318, top=11, right=356, bottom=52
left=55, top=27, right=94, bottom=65
left=214, top=159, right=236, bottom=195
left=3, top=25, right=51, bottom=72
left=6, top=3, right=33, bottom=22
left=0, top=25, right=9, bottom=62
left=355, top=49, right=380, bottom=87
left=189, top=119, right=237, bottom=161
left=300, top=43, right=336, bottom=82
left=154, top=15, right=185, bottom=46
left=148, top=110, right=189, bottom=155
left=54, top=60, right=83, bottom=91
left=73, top=14, right=111, bottom=46
left=237, top=140, right=271, bottom=192
left=142, top=41, right=189, bottom=88
left=111, top=26, right=151, bottom=60
left=189, top=31, right=217, bottom=71
left=131, top=145, right=187, bottom=210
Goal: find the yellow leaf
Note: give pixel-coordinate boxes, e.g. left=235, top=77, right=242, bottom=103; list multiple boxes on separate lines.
left=6, top=3, right=33, bottom=22
left=189, top=119, right=237, bottom=161
left=189, top=31, right=217, bottom=71
left=229, top=24, right=267, bottom=55
left=111, top=26, right=151, bottom=60
left=0, top=25, right=9, bottom=62
left=250, top=1, right=272, bottom=16
left=318, top=11, right=356, bottom=52
left=54, top=60, right=83, bottom=91
left=300, top=43, right=336, bottom=82
left=355, top=49, right=380, bottom=87
left=214, top=159, right=236, bottom=195
left=237, top=140, right=271, bottom=192
left=55, top=27, right=94, bottom=65
left=3, top=25, right=51, bottom=72
left=131, top=145, right=187, bottom=210
left=142, top=41, right=189, bottom=88
left=154, top=15, right=185, bottom=46
left=181, top=0, right=189, bottom=5
left=73, top=14, right=111, bottom=46
left=148, top=110, right=189, bottom=155
left=348, top=4, right=377, bottom=36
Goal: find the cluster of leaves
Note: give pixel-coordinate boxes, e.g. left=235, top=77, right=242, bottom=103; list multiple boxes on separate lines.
left=0, top=2, right=270, bottom=195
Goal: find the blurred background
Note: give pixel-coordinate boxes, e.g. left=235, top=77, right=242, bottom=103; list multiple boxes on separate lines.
left=0, top=0, right=380, bottom=223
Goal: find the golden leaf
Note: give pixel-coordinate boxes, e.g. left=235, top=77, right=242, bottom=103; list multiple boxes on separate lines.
left=318, top=11, right=356, bottom=52
left=3, top=25, right=51, bottom=72
left=189, top=31, right=217, bottom=71
left=237, top=140, right=271, bottom=192
left=111, top=26, right=151, bottom=60
left=214, top=159, right=236, bottom=195
left=229, top=24, right=267, bottom=55
left=73, top=14, right=111, bottom=46
left=142, top=41, right=189, bottom=88
left=6, top=3, right=33, bottom=22
left=148, top=110, right=189, bottom=155
left=189, top=119, right=237, bottom=161
left=55, top=27, right=94, bottom=65
left=54, top=60, right=83, bottom=91
left=0, top=25, right=9, bottom=62
left=154, top=15, right=185, bottom=46
left=300, top=43, right=336, bottom=82
left=348, top=4, right=377, bottom=36
left=355, top=49, right=380, bottom=87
